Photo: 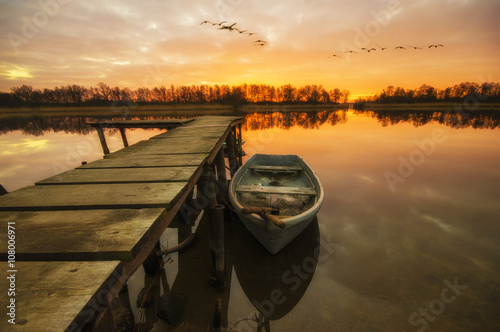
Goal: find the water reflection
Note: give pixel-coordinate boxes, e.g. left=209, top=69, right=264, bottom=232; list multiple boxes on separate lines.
left=231, top=217, right=320, bottom=330
left=1, top=110, right=500, bottom=136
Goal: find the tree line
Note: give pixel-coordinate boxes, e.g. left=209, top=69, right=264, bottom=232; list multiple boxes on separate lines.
left=357, top=82, right=500, bottom=104
left=1, top=83, right=351, bottom=107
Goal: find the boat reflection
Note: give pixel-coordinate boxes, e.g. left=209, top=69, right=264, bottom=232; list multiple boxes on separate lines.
left=231, top=216, right=320, bottom=330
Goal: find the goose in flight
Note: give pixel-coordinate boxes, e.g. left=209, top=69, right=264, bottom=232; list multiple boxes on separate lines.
left=362, top=48, right=376, bottom=52
left=395, top=46, right=406, bottom=50
left=246, top=32, right=257, bottom=36
left=219, top=23, right=237, bottom=31
left=200, top=20, right=213, bottom=25
left=328, top=54, right=341, bottom=58
left=212, top=20, right=227, bottom=26
left=377, top=44, right=387, bottom=50
left=408, top=45, right=422, bottom=49
left=235, top=28, right=247, bottom=34
left=428, top=44, right=444, bottom=48
left=344, top=50, right=358, bottom=53
left=254, top=39, right=268, bottom=46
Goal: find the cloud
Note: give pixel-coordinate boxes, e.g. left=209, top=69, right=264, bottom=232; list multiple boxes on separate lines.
left=0, top=0, right=498, bottom=93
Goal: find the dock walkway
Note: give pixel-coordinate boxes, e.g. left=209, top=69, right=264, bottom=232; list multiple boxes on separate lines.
left=0, top=115, right=243, bottom=331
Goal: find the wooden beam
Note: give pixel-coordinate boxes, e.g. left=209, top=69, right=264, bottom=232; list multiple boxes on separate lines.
left=0, top=209, right=166, bottom=261
left=0, top=261, right=121, bottom=331
left=235, top=185, right=317, bottom=196
left=95, top=127, right=110, bottom=155
left=0, top=182, right=188, bottom=211
left=36, top=167, right=198, bottom=185
left=118, top=128, right=129, bottom=147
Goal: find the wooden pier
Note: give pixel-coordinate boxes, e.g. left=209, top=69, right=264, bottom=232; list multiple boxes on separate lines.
left=0, top=115, right=243, bottom=331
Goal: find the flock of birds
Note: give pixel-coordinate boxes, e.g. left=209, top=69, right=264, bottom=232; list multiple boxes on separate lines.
left=200, top=20, right=268, bottom=46
left=200, top=20, right=445, bottom=54
left=328, top=43, right=444, bottom=58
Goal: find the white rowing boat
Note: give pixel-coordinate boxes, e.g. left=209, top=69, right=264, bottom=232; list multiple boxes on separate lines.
left=229, top=154, right=324, bottom=254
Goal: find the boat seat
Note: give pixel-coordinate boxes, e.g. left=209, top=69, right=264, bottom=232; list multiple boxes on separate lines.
left=235, top=185, right=316, bottom=196
left=249, top=165, right=303, bottom=173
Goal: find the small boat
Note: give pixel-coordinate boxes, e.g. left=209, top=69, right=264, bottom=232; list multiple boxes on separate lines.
left=229, top=154, right=324, bottom=254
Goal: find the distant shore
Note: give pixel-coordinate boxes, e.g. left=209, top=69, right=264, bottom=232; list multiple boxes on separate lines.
left=358, top=102, right=500, bottom=111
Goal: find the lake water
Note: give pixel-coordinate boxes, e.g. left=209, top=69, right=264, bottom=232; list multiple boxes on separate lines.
left=1, top=110, right=499, bottom=331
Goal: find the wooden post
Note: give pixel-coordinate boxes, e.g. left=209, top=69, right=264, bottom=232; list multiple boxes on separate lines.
left=213, top=298, right=222, bottom=330
left=95, top=127, right=110, bottom=155
left=215, top=148, right=227, bottom=204
left=211, top=204, right=225, bottom=289
left=119, top=128, right=129, bottom=147
left=197, top=165, right=218, bottom=208
left=237, top=123, right=243, bottom=166
left=225, top=129, right=238, bottom=176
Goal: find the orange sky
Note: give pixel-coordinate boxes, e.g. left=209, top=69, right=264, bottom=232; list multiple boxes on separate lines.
left=1, top=0, right=499, bottom=98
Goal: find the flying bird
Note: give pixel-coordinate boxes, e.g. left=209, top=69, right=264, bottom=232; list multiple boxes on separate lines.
left=219, top=23, right=237, bottom=31
left=362, top=48, right=376, bottom=52
left=344, top=50, right=358, bottom=53
left=235, top=28, right=247, bottom=34
left=246, top=32, right=257, bottom=36
left=254, top=39, right=268, bottom=46
left=408, top=45, right=422, bottom=49
left=328, top=54, right=341, bottom=58
left=428, top=44, right=444, bottom=48
left=395, top=46, right=406, bottom=50
left=377, top=44, right=387, bottom=50
left=200, top=20, right=213, bottom=25
left=212, top=20, right=227, bottom=26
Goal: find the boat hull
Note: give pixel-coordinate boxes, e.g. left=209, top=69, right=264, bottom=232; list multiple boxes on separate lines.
left=229, top=154, right=324, bottom=254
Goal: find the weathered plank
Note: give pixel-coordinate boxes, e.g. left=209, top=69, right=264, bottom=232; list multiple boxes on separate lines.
left=0, top=261, right=121, bottom=331
left=0, top=209, right=165, bottom=261
left=36, top=167, right=198, bottom=185
left=107, top=137, right=221, bottom=156
left=235, top=185, right=317, bottom=195
left=151, top=126, right=229, bottom=140
left=79, top=154, right=208, bottom=168
left=87, top=119, right=194, bottom=129
left=0, top=182, right=187, bottom=211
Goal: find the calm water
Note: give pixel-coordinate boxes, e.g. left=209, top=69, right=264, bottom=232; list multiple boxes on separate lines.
left=1, top=110, right=499, bottom=331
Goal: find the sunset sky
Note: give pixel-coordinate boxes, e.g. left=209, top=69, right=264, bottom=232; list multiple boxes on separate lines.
left=0, top=0, right=499, bottom=99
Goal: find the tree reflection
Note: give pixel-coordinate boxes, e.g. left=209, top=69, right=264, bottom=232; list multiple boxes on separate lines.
left=354, top=110, right=500, bottom=129
left=0, top=110, right=499, bottom=136
left=243, top=110, right=348, bottom=130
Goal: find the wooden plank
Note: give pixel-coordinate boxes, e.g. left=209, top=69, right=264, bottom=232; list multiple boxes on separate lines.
left=181, top=116, right=243, bottom=128
left=0, top=182, right=187, bottom=211
left=0, top=209, right=164, bottom=261
left=107, top=137, right=221, bottom=156
left=79, top=154, right=208, bottom=168
left=0, top=261, right=121, bottom=331
left=87, top=119, right=194, bottom=128
left=249, top=165, right=303, bottom=172
left=235, top=185, right=317, bottom=196
left=36, top=167, right=198, bottom=185
left=150, top=126, right=228, bottom=139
